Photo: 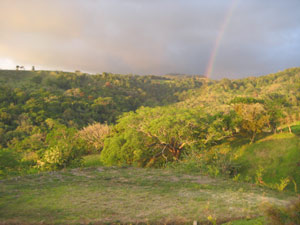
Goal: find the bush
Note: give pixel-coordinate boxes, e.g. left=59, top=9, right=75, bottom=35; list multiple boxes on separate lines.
left=166, top=142, right=243, bottom=178
left=166, top=153, right=204, bottom=174
left=37, top=119, right=85, bottom=170
left=100, top=129, right=153, bottom=167
left=82, top=154, right=103, bottom=167
left=38, top=144, right=83, bottom=170
left=264, top=197, right=300, bottom=225
left=0, top=148, right=20, bottom=177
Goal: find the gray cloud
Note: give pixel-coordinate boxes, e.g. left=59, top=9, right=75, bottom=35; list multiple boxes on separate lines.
left=0, top=0, right=299, bottom=78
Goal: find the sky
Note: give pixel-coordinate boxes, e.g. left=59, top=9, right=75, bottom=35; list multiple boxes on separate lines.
left=0, top=0, right=300, bottom=79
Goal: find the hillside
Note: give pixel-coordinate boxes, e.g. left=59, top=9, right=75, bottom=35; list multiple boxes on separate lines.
left=0, top=69, right=203, bottom=127
left=235, top=132, right=300, bottom=187
left=1, top=68, right=300, bottom=173
left=1, top=67, right=300, bottom=224
left=177, top=67, right=300, bottom=114
left=0, top=69, right=203, bottom=149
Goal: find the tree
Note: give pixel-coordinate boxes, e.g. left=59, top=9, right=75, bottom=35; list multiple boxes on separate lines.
left=100, top=106, right=203, bottom=167
left=78, top=122, right=111, bottom=154
left=234, top=103, right=270, bottom=143
left=264, top=94, right=286, bottom=133
left=100, top=106, right=233, bottom=167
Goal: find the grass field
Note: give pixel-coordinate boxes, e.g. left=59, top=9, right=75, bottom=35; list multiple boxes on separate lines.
left=0, top=166, right=297, bottom=224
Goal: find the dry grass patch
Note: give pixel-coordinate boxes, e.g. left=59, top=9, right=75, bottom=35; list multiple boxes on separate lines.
left=0, top=167, right=297, bottom=224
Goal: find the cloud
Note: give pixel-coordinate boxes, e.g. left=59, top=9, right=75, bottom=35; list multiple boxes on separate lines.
left=0, top=0, right=299, bottom=78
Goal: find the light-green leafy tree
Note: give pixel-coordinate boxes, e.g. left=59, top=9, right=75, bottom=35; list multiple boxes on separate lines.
left=234, top=103, right=270, bottom=143
left=100, top=106, right=234, bottom=167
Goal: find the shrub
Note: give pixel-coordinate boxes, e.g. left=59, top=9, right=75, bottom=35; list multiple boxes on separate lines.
left=166, top=152, right=204, bottom=174
left=264, top=197, right=300, bottom=225
left=38, top=144, right=83, bottom=170
left=37, top=119, right=85, bottom=170
left=0, top=148, right=20, bottom=177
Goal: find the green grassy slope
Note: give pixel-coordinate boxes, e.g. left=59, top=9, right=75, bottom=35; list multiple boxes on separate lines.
left=230, top=131, right=300, bottom=192
left=0, top=167, right=296, bottom=225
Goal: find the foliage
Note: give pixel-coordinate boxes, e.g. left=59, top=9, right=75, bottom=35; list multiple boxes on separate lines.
left=0, top=70, right=203, bottom=133
left=273, top=177, right=290, bottom=192
left=171, top=142, right=240, bottom=178
left=101, top=106, right=201, bottom=167
left=166, top=153, right=204, bottom=174
left=0, top=148, right=20, bottom=177
left=230, top=96, right=264, bottom=104
left=37, top=119, right=85, bottom=170
left=233, top=103, right=270, bottom=142
left=202, top=143, right=240, bottom=177
left=1, top=68, right=300, bottom=177
left=78, top=122, right=111, bottom=154
left=100, top=106, right=234, bottom=167
left=264, top=197, right=300, bottom=225
left=264, top=94, right=287, bottom=132
left=0, top=70, right=203, bottom=173
left=82, top=154, right=103, bottom=167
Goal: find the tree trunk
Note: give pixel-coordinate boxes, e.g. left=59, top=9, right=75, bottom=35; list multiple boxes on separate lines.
left=174, top=149, right=181, bottom=160
left=146, top=157, right=157, bottom=168
left=289, top=125, right=292, bottom=133
left=250, top=132, right=256, bottom=143
left=169, top=147, right=181, bottom=160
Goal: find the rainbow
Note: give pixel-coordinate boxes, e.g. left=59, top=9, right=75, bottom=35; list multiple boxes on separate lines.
left=205, top=0, right=239, bottom=78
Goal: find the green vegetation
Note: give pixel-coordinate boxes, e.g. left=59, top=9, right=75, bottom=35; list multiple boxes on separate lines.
left=234, top=133, right=300, bottom=191
left=0, top=69, right=203, bottom=176
left=1, top=67, right=300, bottom=223
left=223, top=217, right=265, bottom=225
left=82, top=154, right=103, bottom=167
left=264, top=196, right=300, bottom=225
left=0, top=167, right=296, bottom=224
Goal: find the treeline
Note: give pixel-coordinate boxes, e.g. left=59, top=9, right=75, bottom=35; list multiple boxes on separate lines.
left=0, top=70, right=203, bottom=147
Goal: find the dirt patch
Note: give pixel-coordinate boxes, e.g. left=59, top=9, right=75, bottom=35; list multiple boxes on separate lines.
left=181, top=174, right=215, bottom=184
left=194, top=177, right=215, bottom=184
left=70, top=168, right=94, bottom=178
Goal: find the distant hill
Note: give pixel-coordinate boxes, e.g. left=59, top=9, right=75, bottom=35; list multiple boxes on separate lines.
left=164, top=72, right=205, bottom=78
left=176, top=67, right=300, bottom=113
left=0, top=69, right=204, bottom=149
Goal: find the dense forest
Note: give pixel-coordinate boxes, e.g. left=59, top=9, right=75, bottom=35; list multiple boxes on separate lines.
left=1, top=68, right=300, bottom=193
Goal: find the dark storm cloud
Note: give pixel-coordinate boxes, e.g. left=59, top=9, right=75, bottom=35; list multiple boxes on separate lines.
left=0, top=0, right=299, bottom=78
